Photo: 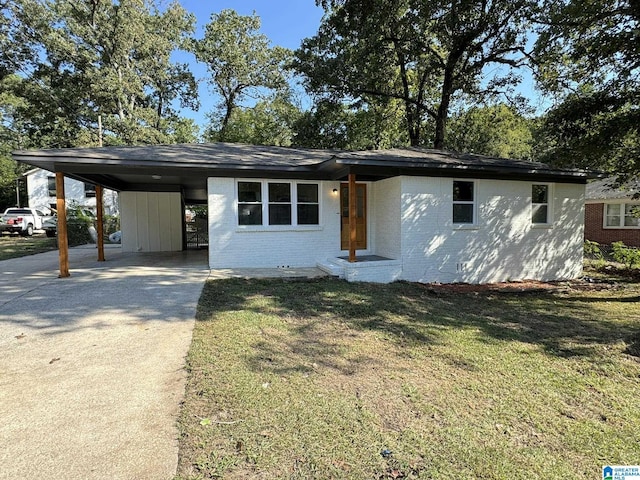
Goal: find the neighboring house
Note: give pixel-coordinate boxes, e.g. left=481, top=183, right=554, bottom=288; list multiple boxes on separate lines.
left=585, top=176, right=640, bottom=247
left=14, top=143, right=595, bottom=284
left=24, top=168, right=119, bottom=215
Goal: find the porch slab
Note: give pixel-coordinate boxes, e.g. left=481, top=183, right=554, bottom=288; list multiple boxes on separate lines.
left=209, top=267, right=329, bottom=280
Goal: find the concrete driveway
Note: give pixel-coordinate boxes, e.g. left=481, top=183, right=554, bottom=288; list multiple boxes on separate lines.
left=0, top=246, right=209, bottom=480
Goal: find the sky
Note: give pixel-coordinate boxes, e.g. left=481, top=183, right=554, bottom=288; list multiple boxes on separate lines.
left=174, top=0, right=325, bottom=131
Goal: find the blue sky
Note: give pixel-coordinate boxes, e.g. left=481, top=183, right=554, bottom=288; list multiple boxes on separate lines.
left=175, top=1, right=325, bottom=130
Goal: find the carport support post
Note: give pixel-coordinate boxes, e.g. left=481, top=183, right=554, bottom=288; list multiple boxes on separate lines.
left=348, top=173, right=357, bottom=262
left=55, top=172, right=70, bottom=278
left=96, top=184, right=105, bottom=262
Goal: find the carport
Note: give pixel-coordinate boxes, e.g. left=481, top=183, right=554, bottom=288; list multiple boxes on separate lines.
left=12, top=143, right=367, bottom=276
left=13, top=144, right=216, bottom=276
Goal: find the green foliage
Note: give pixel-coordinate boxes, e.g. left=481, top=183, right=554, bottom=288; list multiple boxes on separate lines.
left=611, top=241, right=640, bottom=270
left=584, top=240, right=603, bottom=260
left=534, top=89, right=639, bottom=176
left=194, top=10, right=291, bottom=142
left=205, top=94, right=302, bottom=146
left=533, top=0, right=640, bottom=176
left=447, top=104, right=534, bottom=159
left=1, top=0, right=198, bottom=150
left=294, top=0, right=534, bottom=148
left=65, top=202, right=94, bottom=247
left=292, top=99, right=408, bottom=150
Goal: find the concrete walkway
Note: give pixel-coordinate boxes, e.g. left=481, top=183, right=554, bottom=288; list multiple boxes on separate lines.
left=0, top=246, right=210, bottom=480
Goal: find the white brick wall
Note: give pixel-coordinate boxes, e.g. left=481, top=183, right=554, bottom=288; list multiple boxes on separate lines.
left=399, top=177, right=585, bottom=283
left=207, top=175, right=585, bottom=284
left=208, top=178, right=343, bottom=268
left=370, top=177, right=402, bottom=260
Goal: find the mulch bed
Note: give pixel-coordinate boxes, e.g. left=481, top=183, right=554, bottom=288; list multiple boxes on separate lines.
left=420, top=277, right=626, bottom=295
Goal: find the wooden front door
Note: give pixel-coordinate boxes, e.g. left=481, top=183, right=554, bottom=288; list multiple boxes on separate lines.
left=340, top=183, right=367, bottom=250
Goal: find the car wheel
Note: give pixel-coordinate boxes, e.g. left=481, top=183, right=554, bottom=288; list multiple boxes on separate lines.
left=45, top=230, right=56, bottom=238
left=22, top=224, right=34, bottom=236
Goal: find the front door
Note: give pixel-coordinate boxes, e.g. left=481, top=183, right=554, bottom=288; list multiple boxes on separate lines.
left=340, top=183, right=367, bottom=250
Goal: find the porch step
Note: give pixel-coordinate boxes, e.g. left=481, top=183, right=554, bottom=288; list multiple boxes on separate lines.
left=316, top=259, right=345, bottom=278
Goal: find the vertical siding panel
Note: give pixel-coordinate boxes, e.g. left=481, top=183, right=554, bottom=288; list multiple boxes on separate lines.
left=120, top=192, right=137, bottom=252
left=147, top=192, right=161, bottom=252
left=137, top=193, right=149, bottom=251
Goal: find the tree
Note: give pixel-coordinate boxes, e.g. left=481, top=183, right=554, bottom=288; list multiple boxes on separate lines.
left=447, top=103, right=534, bottom=159
left=293, top=0, right=534, bottom=148
left=4, top=0, right=198, bottom=147
left=292, top=98, right=407, bottom=150
left=533, top=0, right=639, bottom=178
left=205, top=93, right=302, bottom=146
left=193, top=9, right=291, bottom=142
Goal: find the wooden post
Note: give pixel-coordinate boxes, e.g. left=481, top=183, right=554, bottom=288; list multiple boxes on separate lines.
left=96, top=184, right=105, bottom=262
left=56, top=172, right=70, bottom=278
left=348, top=173, right=357, bottom=263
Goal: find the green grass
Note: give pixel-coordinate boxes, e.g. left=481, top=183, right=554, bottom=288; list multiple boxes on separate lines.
left=176, top=275, right=640, bottom=480
left=0, top=233, right=58, bottom=261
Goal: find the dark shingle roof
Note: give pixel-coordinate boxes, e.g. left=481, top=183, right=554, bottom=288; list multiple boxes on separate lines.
left=12, top=143, right=596, bottom=199
left=586, top=176, right=640, bottom=200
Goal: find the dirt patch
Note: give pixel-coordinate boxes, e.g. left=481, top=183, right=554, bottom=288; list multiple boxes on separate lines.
left=420, top=277, right=625, bottom=295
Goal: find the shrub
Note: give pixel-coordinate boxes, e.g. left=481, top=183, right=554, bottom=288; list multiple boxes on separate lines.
left=584, top=240, right=603, bottom=260
left=611, top=241, right=640, bottom=270
left=66, top=203, right=94, bottom=247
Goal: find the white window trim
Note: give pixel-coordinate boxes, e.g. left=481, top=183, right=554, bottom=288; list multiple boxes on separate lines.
left=603, top=201, right=640, bottom=229
left=236, top=179, right=322, bottom=230
left=531, top=183, right=554, bottom=227
left=452, top=179, right=479, bottom=228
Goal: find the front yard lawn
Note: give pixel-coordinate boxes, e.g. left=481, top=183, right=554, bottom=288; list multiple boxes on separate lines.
left=0, top=233, right=57, bottom=261
left=176, top=275, right=640, bottom=480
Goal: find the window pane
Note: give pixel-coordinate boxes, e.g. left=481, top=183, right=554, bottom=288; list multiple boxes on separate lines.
left=269, top=204, right=291, bottom=225
left=532, top=184, right=548, bottom=203
left=624, top=204, right=640, bottom=226
left=606, top=204, right=621, bottom=216
left=84, top=182, right=96, bottom=198
left=453, top=181, right=474, bottom=202
left=453, top=204, right=474, bottom=223
left=297, top=184, right=318, bottom=203
left=238, top=204, right=262, bottom=225
left=298, top=204, right=319, bottom=225
left=606, top=215, right=621, bottom=227
left=238, top=182, right=261, bottom=202
left=532, top=204, right=548, bottom=224
left=268, top=183, right=290, bottom=202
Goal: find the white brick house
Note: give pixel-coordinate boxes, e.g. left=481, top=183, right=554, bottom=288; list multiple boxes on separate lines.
left=25, top=168, right=118, bottom=215
left=14, top=144, right=593, bottom=283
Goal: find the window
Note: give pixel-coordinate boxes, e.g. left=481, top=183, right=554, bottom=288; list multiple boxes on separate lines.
left=452, top=180, right=475, bottom=224
left=605, top=203, right=640, bottom=228
left=238, top=181, right=262, bottom=225
left=84, top=182, right=96, bottom=198
left=47, top=177, right=56, bottom=196
left=268, top=182, right=291, bottom=225
left=237, top=181, right=320, bottom=227
left=532, top=184, right=550, bottom=224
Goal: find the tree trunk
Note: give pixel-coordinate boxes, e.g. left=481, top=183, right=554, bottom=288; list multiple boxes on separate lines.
left=219, top=103, right=233, bottom=141
left=434, top=69, right=454, bottom=150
